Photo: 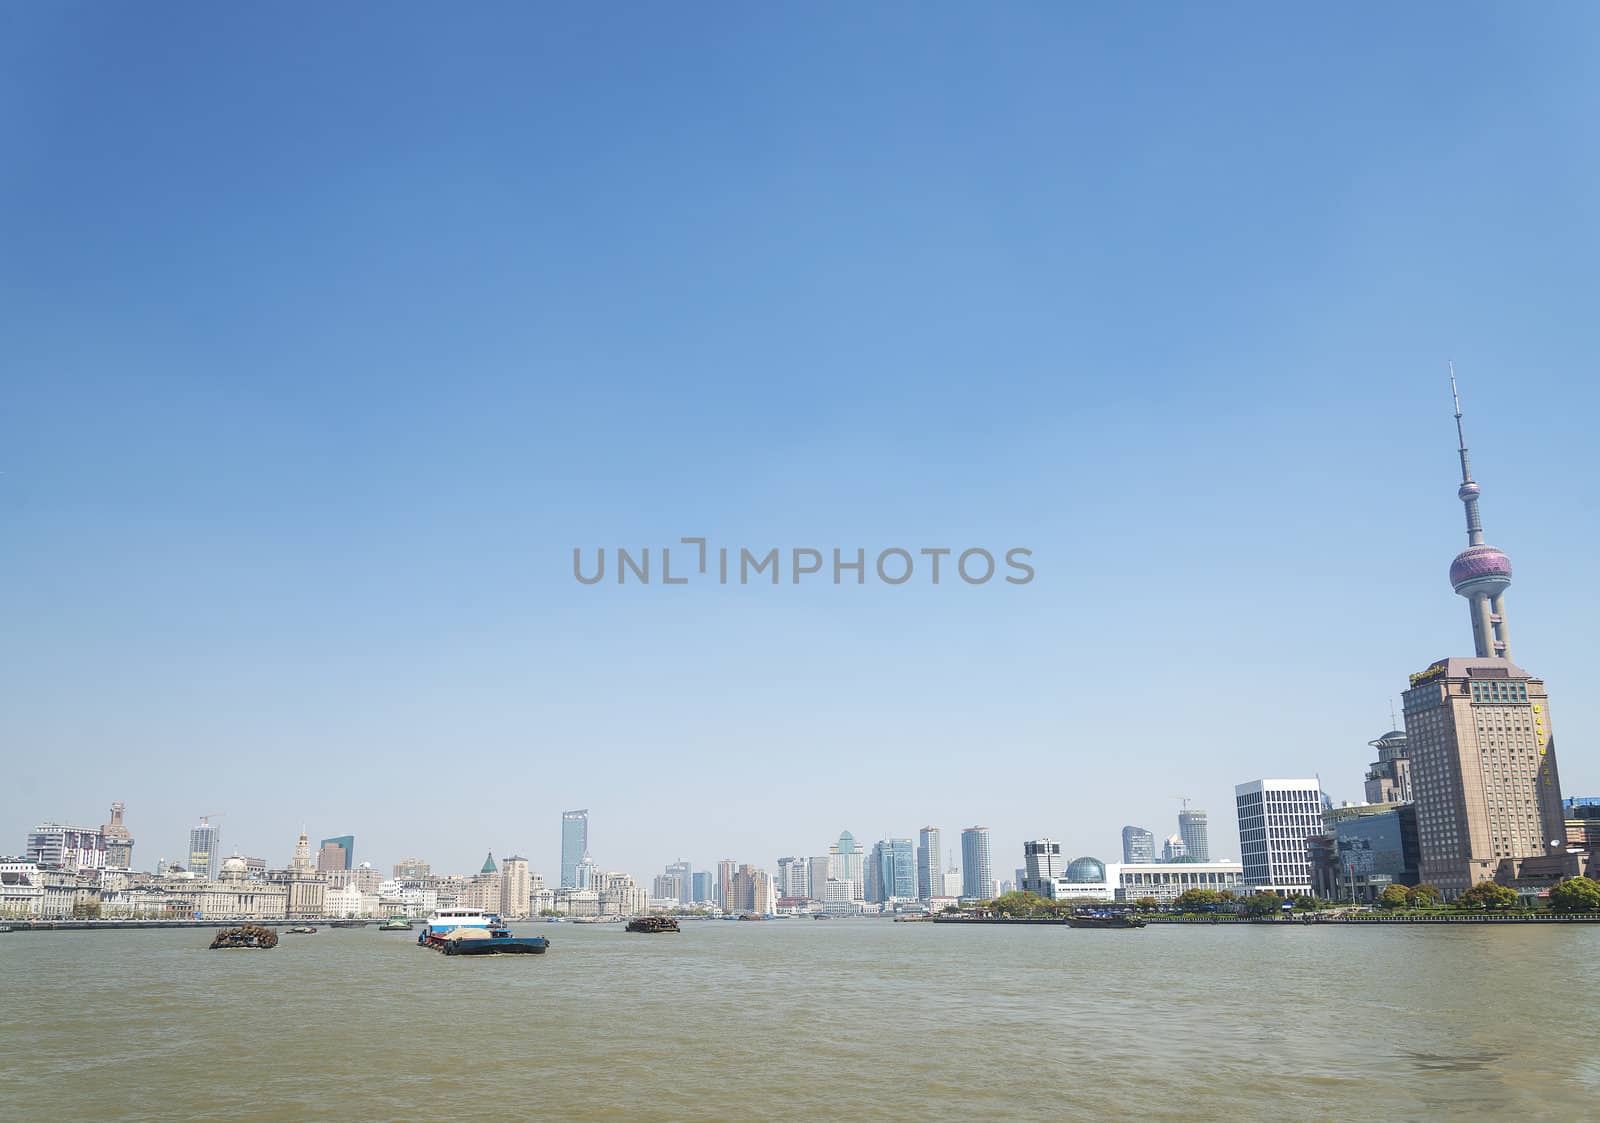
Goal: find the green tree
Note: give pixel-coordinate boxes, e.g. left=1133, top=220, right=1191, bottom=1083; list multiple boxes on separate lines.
left=1408, top=884, right=1442, bottom=907
left=1377, top=884, right=1410, bottom=910
left=1244, top=892, right=1284, bottom=917
left=1547, top=877, right=1600, bottom=913
left=1133, top=897, right=1160, bottom=912
left=987, top=890, right=1047, bottom=918
left=1172, top=888, right=1221, bottom=912
left=1455, top=880, right=1518, bottom=910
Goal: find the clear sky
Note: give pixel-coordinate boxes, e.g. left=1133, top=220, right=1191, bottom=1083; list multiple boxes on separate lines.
left=4, top=4, right=1597, bottom=882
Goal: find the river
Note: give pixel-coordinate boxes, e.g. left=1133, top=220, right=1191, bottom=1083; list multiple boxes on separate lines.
left=2, top=919, right=1595, bottom=1119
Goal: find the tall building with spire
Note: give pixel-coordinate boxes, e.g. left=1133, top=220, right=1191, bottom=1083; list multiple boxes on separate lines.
left=1401, top=370, right=1574, bottom=897
left=101, top=802, right=134, bottom=870
left=283, top=830, right=326, bottom=919
left=1447, top=364, right=1515, bottom=660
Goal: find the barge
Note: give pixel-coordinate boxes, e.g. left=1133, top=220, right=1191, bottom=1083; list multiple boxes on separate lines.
left=417, top=908, right=549, bottom=956
left=1065, top=913, right=1146, bottom=929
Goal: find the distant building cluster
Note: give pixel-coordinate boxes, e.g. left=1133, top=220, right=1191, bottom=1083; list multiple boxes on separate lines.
left=4, top=379, right=1595, bottom=920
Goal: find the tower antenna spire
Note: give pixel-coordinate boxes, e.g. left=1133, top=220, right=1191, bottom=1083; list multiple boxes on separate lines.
left=1445, top=363, right=1512, bottom=659
left=1450, top=360, right=1467, bottom=464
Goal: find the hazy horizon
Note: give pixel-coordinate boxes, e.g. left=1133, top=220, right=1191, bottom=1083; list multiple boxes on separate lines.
left=5, top=5, right=1598, bottom=882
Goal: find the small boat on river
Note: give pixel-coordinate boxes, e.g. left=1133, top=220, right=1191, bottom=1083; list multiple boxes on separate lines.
left=626, top=916, right=680, bottom=933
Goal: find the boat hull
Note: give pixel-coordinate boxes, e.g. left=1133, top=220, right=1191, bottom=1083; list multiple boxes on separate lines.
left=418, top=929, right=550, bottom=955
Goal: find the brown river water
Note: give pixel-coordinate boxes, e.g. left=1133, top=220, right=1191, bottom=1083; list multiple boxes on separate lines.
left=1, top=919, right=1596, bottom=1120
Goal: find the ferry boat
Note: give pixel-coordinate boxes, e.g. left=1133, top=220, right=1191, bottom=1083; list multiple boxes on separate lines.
left=417, top=908, right=549, bottom=956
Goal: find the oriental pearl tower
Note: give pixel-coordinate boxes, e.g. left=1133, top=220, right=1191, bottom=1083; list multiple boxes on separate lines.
left=1447, top=363, right=1513, bottom=660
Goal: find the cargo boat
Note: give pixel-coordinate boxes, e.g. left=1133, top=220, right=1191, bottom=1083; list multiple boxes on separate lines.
left=626, top=916, right=680, bottom=933
left=378, top=916, right=412, bottom=931
left=1065, top=913, right=1146, bottom=929
left=417, top=908, right=549, bottom=956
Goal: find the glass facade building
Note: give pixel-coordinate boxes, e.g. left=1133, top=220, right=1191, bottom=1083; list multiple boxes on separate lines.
left=1064, top=856, right=1106, bottom=883
left=560, top=810, right=588, bottom=889
left=1121, top=826, right=1155, bottom=864
left=960, top=827, right=992, bottom=899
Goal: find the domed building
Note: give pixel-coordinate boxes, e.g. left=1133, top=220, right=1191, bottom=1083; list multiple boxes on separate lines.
left=162, top=851, right=287, bottom=920
left=1064, top=856, right=1105, bottom=884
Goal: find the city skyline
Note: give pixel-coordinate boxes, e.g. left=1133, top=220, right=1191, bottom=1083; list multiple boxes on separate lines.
left=5, top=7, right=1598, bottom=878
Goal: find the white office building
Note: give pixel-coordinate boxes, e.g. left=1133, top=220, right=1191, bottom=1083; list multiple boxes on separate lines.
left=1110, top=861, right=1246, bottom=904
left=1235, top=778, right=1324, bottom=896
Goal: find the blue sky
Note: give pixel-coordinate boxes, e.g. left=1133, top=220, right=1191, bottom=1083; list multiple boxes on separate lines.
left=4, top=4, right=1598, bottom=881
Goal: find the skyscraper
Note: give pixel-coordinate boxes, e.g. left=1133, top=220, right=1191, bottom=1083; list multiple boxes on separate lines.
left=1021, top=839, right=1061, bottom=894
left=776, top=856, right=809, bottom=899
left=1234, top=779, right=1323, bottom=895
left=1177, top=807, right=1210, bottom=861
left=1161, top=834, right=1188, bottom=862
left=691, top=871, right=714, bottom=904
left=560, top=810, right=588, bottom=889
left=960, top=827, right=992, bottom=899
left=716, top=858, right=736, bottom=913
left=916, top=827, right=941, bottom=901
left=1121, top=826, right=1155, bottom=864
left=867, top=839, right=915, bottom=903
left=886, top=838, right=915, bottom=900
left=828, top=831, right=865, bottom=900
left=189, top=817, right=220, bottom=880
left=1400, top=372, right=1573, bottom=896
left=318, top=835, right=354, bottom=872
left=666, top=859, right=693, bottom=905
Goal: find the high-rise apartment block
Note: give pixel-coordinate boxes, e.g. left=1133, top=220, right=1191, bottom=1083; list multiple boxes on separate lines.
left=1121, top=826, right=1155, bottom=864
left=1177, top=808, right=1210, bottom=861
left=916, top=827, right=941, bottom=901
left=560, top=810, right=588, bottom=889
left=1021, top=839, right=1061, bottom=894
left=960, top=827, right=992, bottom=899
left=189, top=817, right=220, bottom=880
left=1234, top=778, right=1323, bottom=895
left=776, top=856, right=810, bottom=899
left=867, top=839, right=915, bottom=903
